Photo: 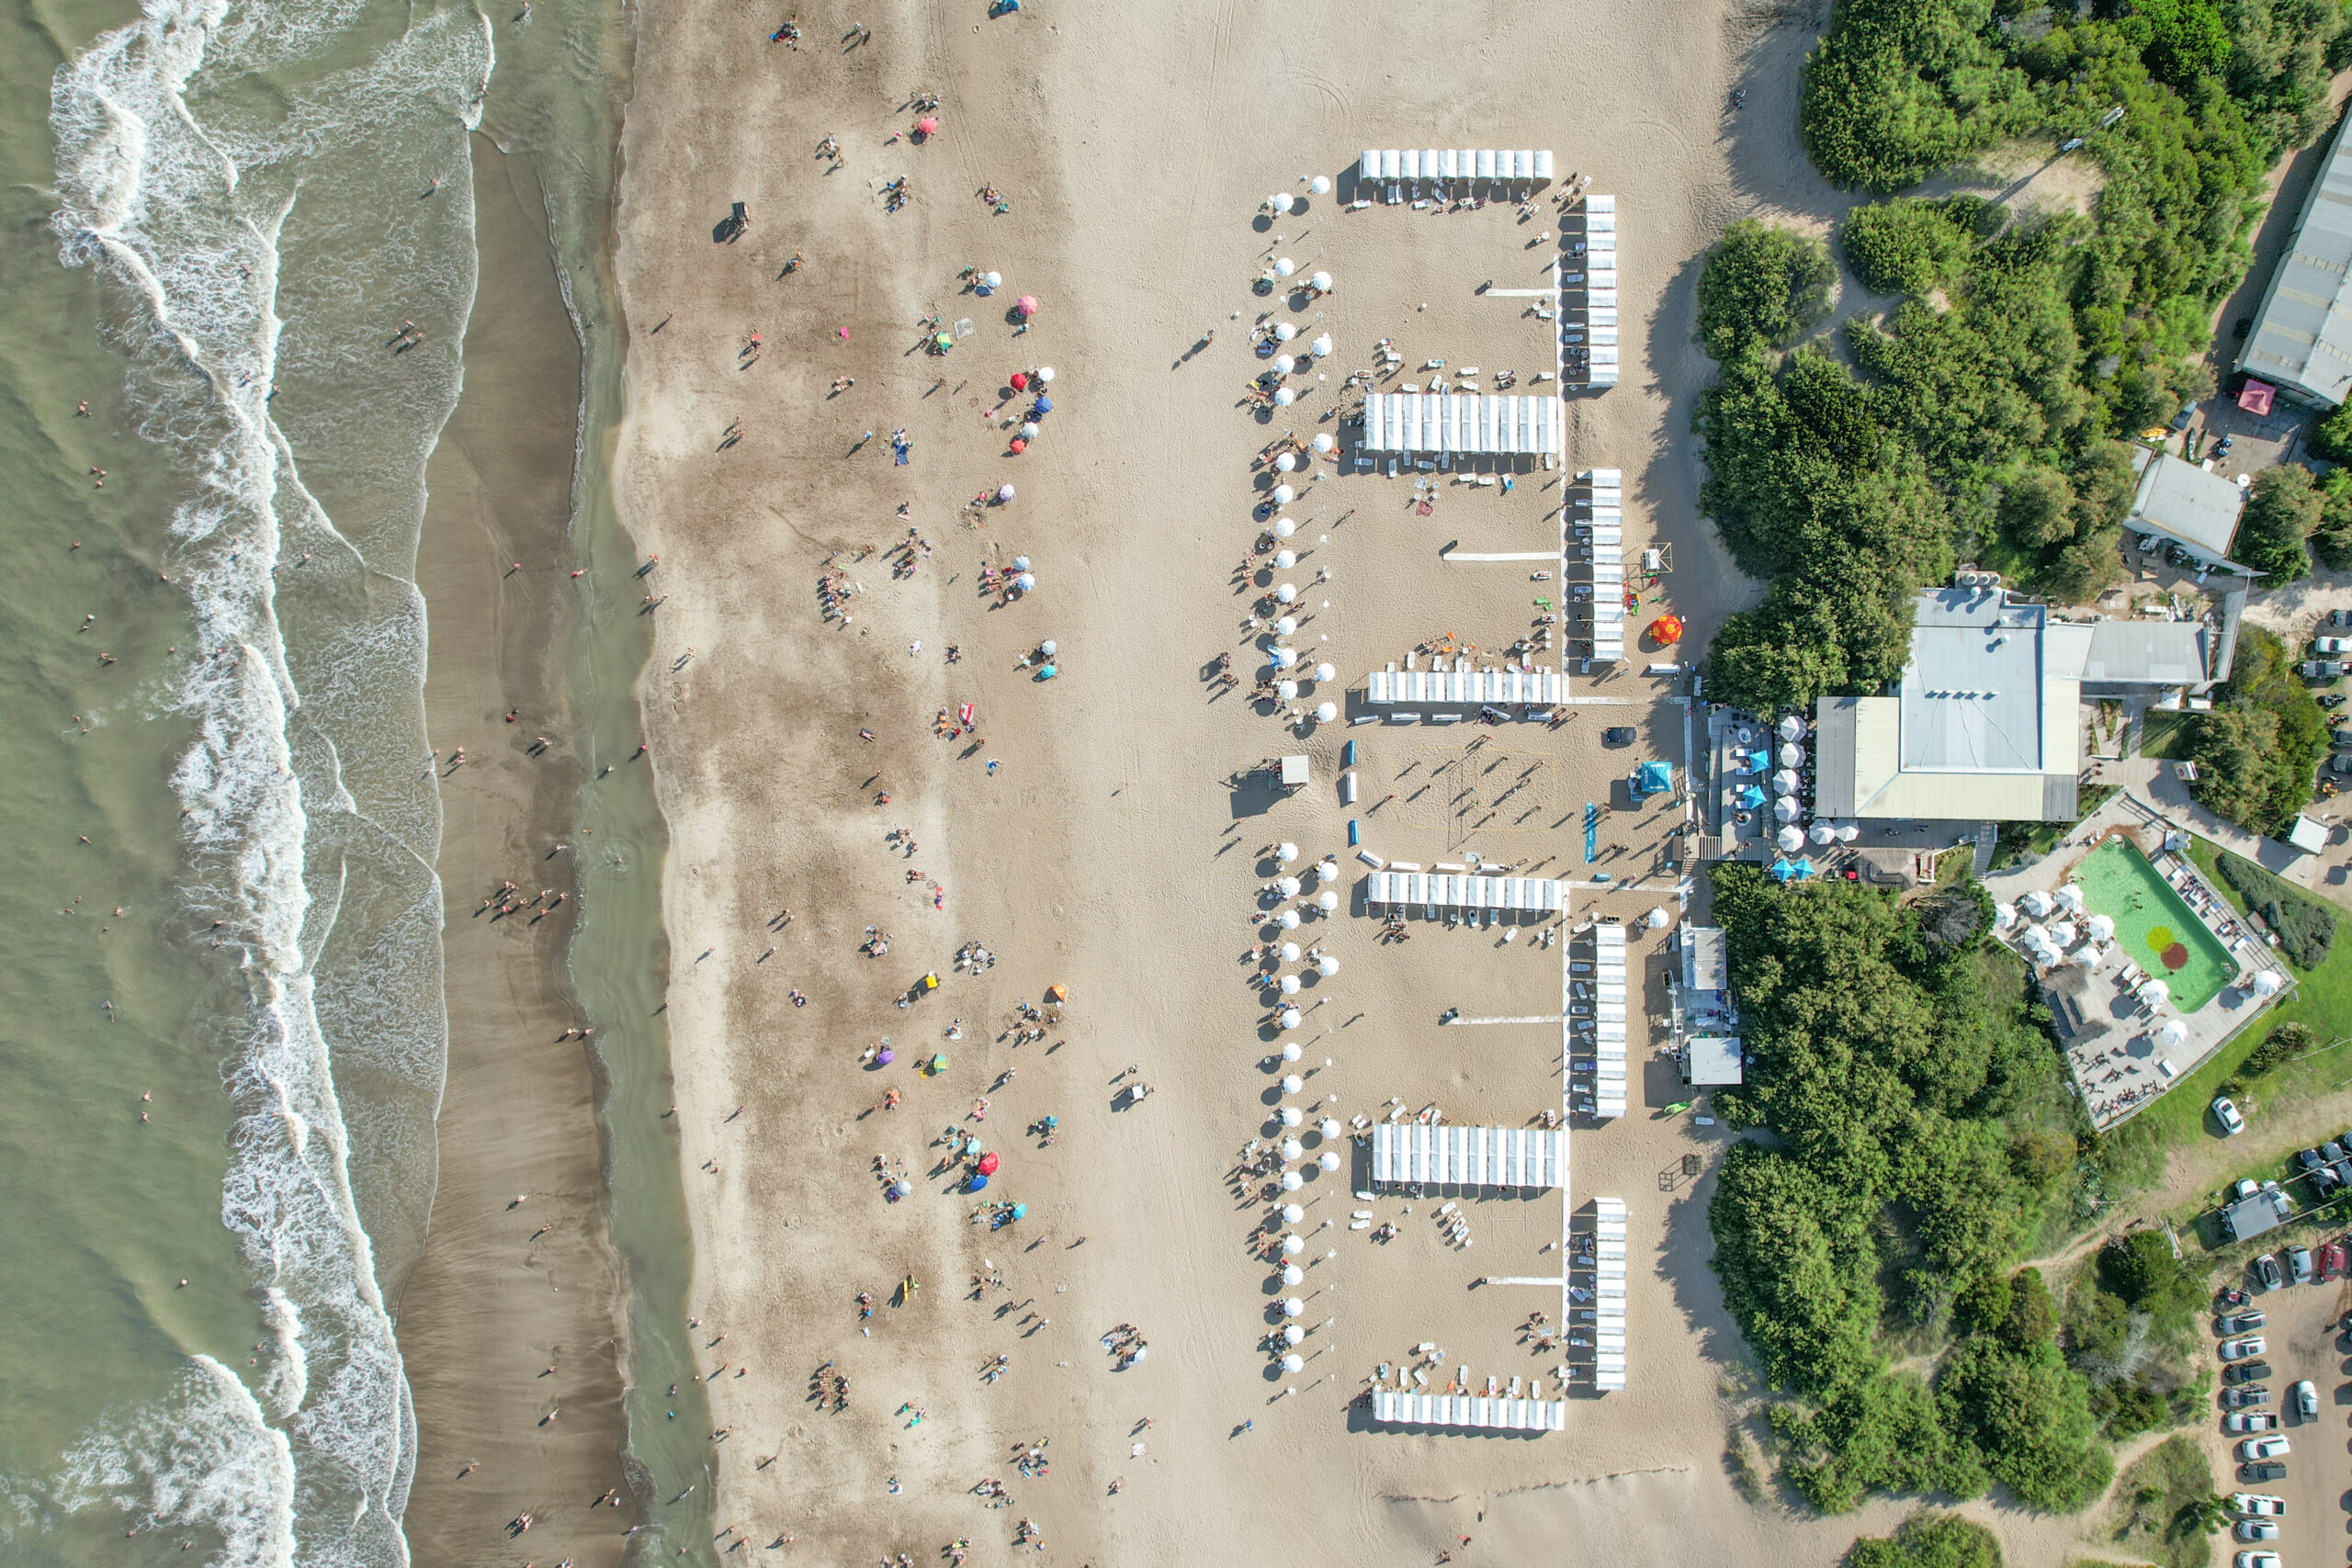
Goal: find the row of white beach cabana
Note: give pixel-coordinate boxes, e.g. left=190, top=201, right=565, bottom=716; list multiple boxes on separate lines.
left=1371, top=1391, right=1568, bottom=1430
left=1590, top=1197, right=1628, bottom=1391
left=1577, top=468, right=1625, bottom=663
left=1370, top=1122, right=1565, bottom=1190
left=1365, top=870, right=1569, bottom=916
left=1358, top=392, right=1565, bottom=458
left=1582, top=923, right=1628, bottom=1121
left=1569, top=195, right=1619, bottom=387
left=1363, top=660, right=1566, bottom=707
left=1358, top=148, right=1555, bottom=186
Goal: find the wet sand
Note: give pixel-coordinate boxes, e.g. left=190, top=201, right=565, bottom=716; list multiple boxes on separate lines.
left=397, top=137, right=634, bottom=1566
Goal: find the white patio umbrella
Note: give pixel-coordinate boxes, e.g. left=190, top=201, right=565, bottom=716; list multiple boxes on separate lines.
left=1273, top=548, right=1297, bottom=570
left=1281, top=1233, right=1305, bottom=1255
left=1270, top=646, right=1296, bottom=669
left=1282, top=1322, right=1305, bottom=1346
left=1311, top=433, right=1335, bottom=454
left=1278, top=875, right=1301, bottom=897
left=2137, top=979, right=2170, bottom=1009
left=1279, top=1005, right=1301, bottom=1027
left=2251, top=969, right=2283, bottom=997
left=1645, top=907, right=1669, bottom=930
left=1772, top=796, right=1802, bottom=824
left=1836, top=823, right=1860, bottom=842
left=1308, top=175, right=1331, bottom=195
left=2056, top=885, right=2086, bottom=914
left=1317, top=1149, right=1340, bottom=1171
left=1273, top=388, right=1295, bottom=406
left=1280, top=909, right=1301, bottom=930
left=1273, top=354, right=1295, bottom=375
left=1309, top=334, right=1333, bottom=358
left=1317, top=890, right=1340, bottom=912
left=1281, top=1296, right=1305, bottom=1318
left=2021, top=888, right=2054, bottom=918
left=1281, top=1203, right=1305, bottom=1225
left=1273, top=256, right=1295, bottom=276
left=1272, top=483, right=1295, bottom=503
left=1275, top=679, right=1299, bottom=701
left=2086, top=913, right=2116, bottom=942
left=1281, top=1134, right=1303, bottom=1157
left=1280, top=943, right=1300, bottom=964
left=2043, top=920, right=2075, bottom=949
left=1319, top=1117, right=1341, bottom=1139
left=2157, top=1018, right=2188, bottom=1046
left=1272, top=515, right=1297, bottom=537
left=1317, top=954, right=1340, bottom=976
left=1776, top=825, right=1804, bottom=852
left=1770, top=768, right=1800, bottom=795
left=1315, top=663, right=1337, bottom=683
left=1317, top=858, right=1340, bottom=881
left=1279, top=1041, right=1301, bottom=1063
left=1272, top=321, right=1296, bottom=343
left=1315, top=702, right=1339, bottom=723
left=1281, top=1352, right=1305, bottom=1373
left=1808, top=821, right=1836, bottom=845
left=1778, top=743, right=1804, bottom=768
left=1993, top=902, right=2017, bottom=931
left=1778, top=714, right=1806, bottom=741
left=1279, top=975, right=1300, bottom=995
left=1281, top=1263, right=1304, bottom=1285
left=1277, top=842, right=1299, bottom=863
left=1275, top=452, right=1297, bottom=472
left=1279, top=1171, right=1302, bottom=1192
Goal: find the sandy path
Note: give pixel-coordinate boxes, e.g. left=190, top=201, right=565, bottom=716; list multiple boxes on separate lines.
left=608, top=3, right=2119, bottom=1566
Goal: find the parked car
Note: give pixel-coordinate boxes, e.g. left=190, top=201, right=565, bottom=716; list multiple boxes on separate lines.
left=2221, top=1336, right=2267, bottom=1361
left=2222, top=1384, right=2269, bottom=1409
left=2319, top=636, right=2352, bottom=654
left=2319, top=1239, right=2348, bottom=1281
left=2235, top=1549, right=2283, bottom=1568
left=2239, top=1460, right=2287, bottom=1483
left=1601, top=727, right=1636, bottom=746
left=2286, top=1245, right=2314, bottom=1285
left=2225, top=1411, right=2279, bottom=1432
left=2229, top=1177, right=2261, bottom=1202
left=2217, top=1310, right=2267, bottom=1335
left=2302, top=660, right=2347, bottom=680
left=2235, top=1520, right=2281, bottom=1543
left=2230, top=1493, right=2286, bottom=1517
left=2335, top=608, right=2352, bottom=626
left=2236, top=1435, right=2290, bottom=1461
left=2295, top=1149, right=2344, bottom=1194
left=2213, top=1096, right=2246, bottom=1136
left=2225, top=1358, right=2273, bottom=1385
left=2292, top=1379, right=2317, bottom=1420
left=2253, top=1254, right=2285, bottom=1292
left=2331, top=753, right=2352, bottom=775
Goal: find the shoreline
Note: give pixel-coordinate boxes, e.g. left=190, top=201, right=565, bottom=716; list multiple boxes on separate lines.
left=396, top=134, right=635, bottom=1566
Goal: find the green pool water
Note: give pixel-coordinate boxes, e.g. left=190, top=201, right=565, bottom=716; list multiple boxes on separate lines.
left=2072, top=838, right=2236, bottom=1012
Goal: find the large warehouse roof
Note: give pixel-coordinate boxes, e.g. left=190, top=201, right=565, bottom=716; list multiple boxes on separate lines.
left=2238, top=107, right=2352, bottom=407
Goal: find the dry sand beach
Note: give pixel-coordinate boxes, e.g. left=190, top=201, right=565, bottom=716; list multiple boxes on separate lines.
left=602, top=3, right=2109, bottom=1564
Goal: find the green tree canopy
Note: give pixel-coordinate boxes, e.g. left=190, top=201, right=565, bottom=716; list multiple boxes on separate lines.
left=2234, top=463, right=2318, bottom=584
left=1697, top=221, right=1839, bottom=359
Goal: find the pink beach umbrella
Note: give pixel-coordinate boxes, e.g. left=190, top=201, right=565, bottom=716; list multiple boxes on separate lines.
left=915, top=115, right=938, bottom=137
left=1015, top=295, right=1039, bottom=317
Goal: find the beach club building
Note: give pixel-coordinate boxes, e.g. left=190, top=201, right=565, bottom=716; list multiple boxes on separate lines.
left=1812, top=585, right=2224, bottom=825
left=2124, top=446, right=2250, bottom=570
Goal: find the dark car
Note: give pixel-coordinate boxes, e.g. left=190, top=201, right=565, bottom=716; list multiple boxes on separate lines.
left=1602, top=727, right=1637, bottom=746
left=2226, top=1359, right=2273, bottom=1385
left=2223, top=1384, right=2270, bottom=1409
left=2240, top=1461, right=2289, bottom=1483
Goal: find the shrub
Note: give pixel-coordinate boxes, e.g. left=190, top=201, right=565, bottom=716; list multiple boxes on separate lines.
left=1843, top=198, right=1976, bottom=296
left=1697, top=221, right=1839, bottom=359
left=1799, top=0, right=2032, bottom=192
left=2313, top=467, right=2352, bottom=570
left=2215, top=850, right=2337, bottom=967
left=2233, top=464, right=2317, bottom=584
left=2185, top=627, right=2325, bottom=837
left=2242, top=1019, right=2322, bottom=1077
left=1848, top=1510, right=2004, bottom=1568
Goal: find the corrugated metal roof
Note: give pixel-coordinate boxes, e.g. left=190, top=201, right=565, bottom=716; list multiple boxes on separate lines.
left=1813, top=696, right=1861, bottom=817
left=2128, top=453, right=2245, bottom=559
left=2239, top=106, right=2352, bottom=407
left=1898, top=590, right=2044, bottom=772
left=2081, top=622, right=2206, bottom=686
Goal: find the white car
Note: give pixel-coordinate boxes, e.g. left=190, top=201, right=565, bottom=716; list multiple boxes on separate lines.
left=2234, top=1519, right=2281, bottom=1543
left=2230, top=1493, right=2285, bottom=1516
left=2236, top=1552, right=2282, bottom=1568
left=2237, top=1434, right=2290, bottom=1461
left=2220, top=1336, right=2267, bottom=1361
left=2224, top=1410, right=2279, bottom=1432
left=2291, top=1379, right=2317, bottom=1420
left=2213, top=1096, right=2246, bottom=1135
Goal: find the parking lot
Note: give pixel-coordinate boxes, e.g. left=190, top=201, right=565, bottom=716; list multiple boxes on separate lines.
left=2213, top=1236, right=2352, bottom=1563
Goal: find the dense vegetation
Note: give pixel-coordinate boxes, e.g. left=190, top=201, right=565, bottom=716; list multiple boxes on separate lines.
left=1847, top=1510, right=2005, bottom=1568
left=1705, top=870, right=2104, bottom=1512
left=2061, top=1230, right=2207, bottom=1439
left=2215, top=851, right=2337, bottom=964
left=1696, top=0, right=2352, bottom=719
left=2236, top=1017, right=2323, bottom=1079
left=1697, top=221, right=1838, bottom=359
left=2232, top=465, right=2316, bottom=584
left=2183, top=626, right=2325, bottom=836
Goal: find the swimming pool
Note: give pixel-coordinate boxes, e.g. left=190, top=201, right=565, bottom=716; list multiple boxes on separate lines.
left=2072, top=838, right=2235, bottom=1013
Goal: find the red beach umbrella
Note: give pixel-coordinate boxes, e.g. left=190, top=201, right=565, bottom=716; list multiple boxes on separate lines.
left=1010, top=371, right=1029, bottom=390
left=1015, top=295, right=1038, bottom=317
left=976, top=1151, right=1000, bottom=1176
left=916, top=116, right=938, bottom=136
left=1008, top=437, right=1027, bottom=454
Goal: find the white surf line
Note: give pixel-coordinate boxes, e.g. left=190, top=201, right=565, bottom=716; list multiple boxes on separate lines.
left=1441, top=1013, right=1562, bottom=1026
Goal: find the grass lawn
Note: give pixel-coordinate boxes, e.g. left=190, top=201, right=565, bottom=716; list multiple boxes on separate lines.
left=2094, top=834, right=2352, bottom=1203
left=2138, top=708, right=2195, bottom=761
left=2101, top=1433, right=2221, bottom=1568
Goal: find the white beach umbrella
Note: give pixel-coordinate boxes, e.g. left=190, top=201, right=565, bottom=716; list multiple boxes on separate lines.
left=1272, top=354, right=1296, bottom=376
left=1308, top=175, right=1331, bottom=195
left=1273, top=387, right=1295, bottom=406
left=1273, top=321, right=1296, bottom=343
left=1772, top=797, right=1802, bottom=824
left=1276, top=616, right=1299, bottom=637
left=1317, top=1150, right=1340, bottom=1172
left=1279, top=974, right=1301, bottom=996
left=1319, top=1117, right=1341, bottom=1139
left=1280, top=942, right=1301, bottom=964
left=1279, top=1171, right=1302, bottom=1192
left=1317, top=955, right=1340, bottom=977
left=2137, top=979, right=2170, bottom=1009
left=1273, top=515, right=1297, bottom=538
left=1274, top=452, right=1297, bottom=473
left=2251, top=969, right=2283, bottom=997
left=2021, top=888, right=2054, bottom=918
left=1013, top=572, right=1036, bottom=592
left=1778, top=743, right=1804, bottom=768
left=1277, top=842, right=1300, bottom=863
left=1309, top=334, right=1332, bottom=358
left=1281, top=1072, right=1303, bottom=1095
left=1279, top=1005, right=1301, bottom=1029
left=1836, top=823, right=1860, bottom=842
left=1271, top=646, right=1297, bottom=669
left=1645, top=907, right=1669, bottom=930
left=1019, top=422, right=1039, bottom=440
left=998, top=482, right=1016, bottom=502
left=1317, top=891, right=1340, bottom=912
left=1278, top=876, right=1302, bottom=897
left=1280, top=909, right=1301, bottom=930
left=1281, top=1233, right=1305, bottom=1256
left=1273, top=256, right=1295, bottom=276
left=2056, top=885, right=2086, bottom=914
left=1273, top=548, right=1297, bottom=569
left=1281, top=1132, right=1303, bottom=1156
left=1315, top=663, right=1337, bottom=683
left=2086, top=913, right=2116, bottom=942
left=1275, top=583, right=1297, bottom=604
left=1776, top=825, right=1804, bottom=852
left=1267, top=194, right=1291, bottom=213
left=2158, top=1018, right=2188, bottom=1045
left=1993, top=902, right=2017, bottom=931
left=1281, top=1296, right=1304, bottom=1317
left=1275, top=679, right=1299, bottom=701
left=1309, top=267, right=1332, bottom=288
left=983, top=270, right=1001, bottom=289
left=1778, top=714, right=1806, bottom=741
left=1311, top=433, right=1335, bottom=454
left=1770, top=768, right=1800, bottom=795
left=1272, top=483, right=1295, bottom=504
left=1280, top=1041, right=1301, bottom=1064
left=1282, top=1322, right=1305, bottom=1346
left=1282, top=1203, right=1305, bottom=1225
left=1315, top=702, right=1339, bottom=723
left=1280, top=1264, right=1304, bottom=1286
left=1808, top=821, right=1836, bottom=846
left=1281, top=1351, right=1305, bottom=1372
left=1317, top=858, right=1340, bottom=882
